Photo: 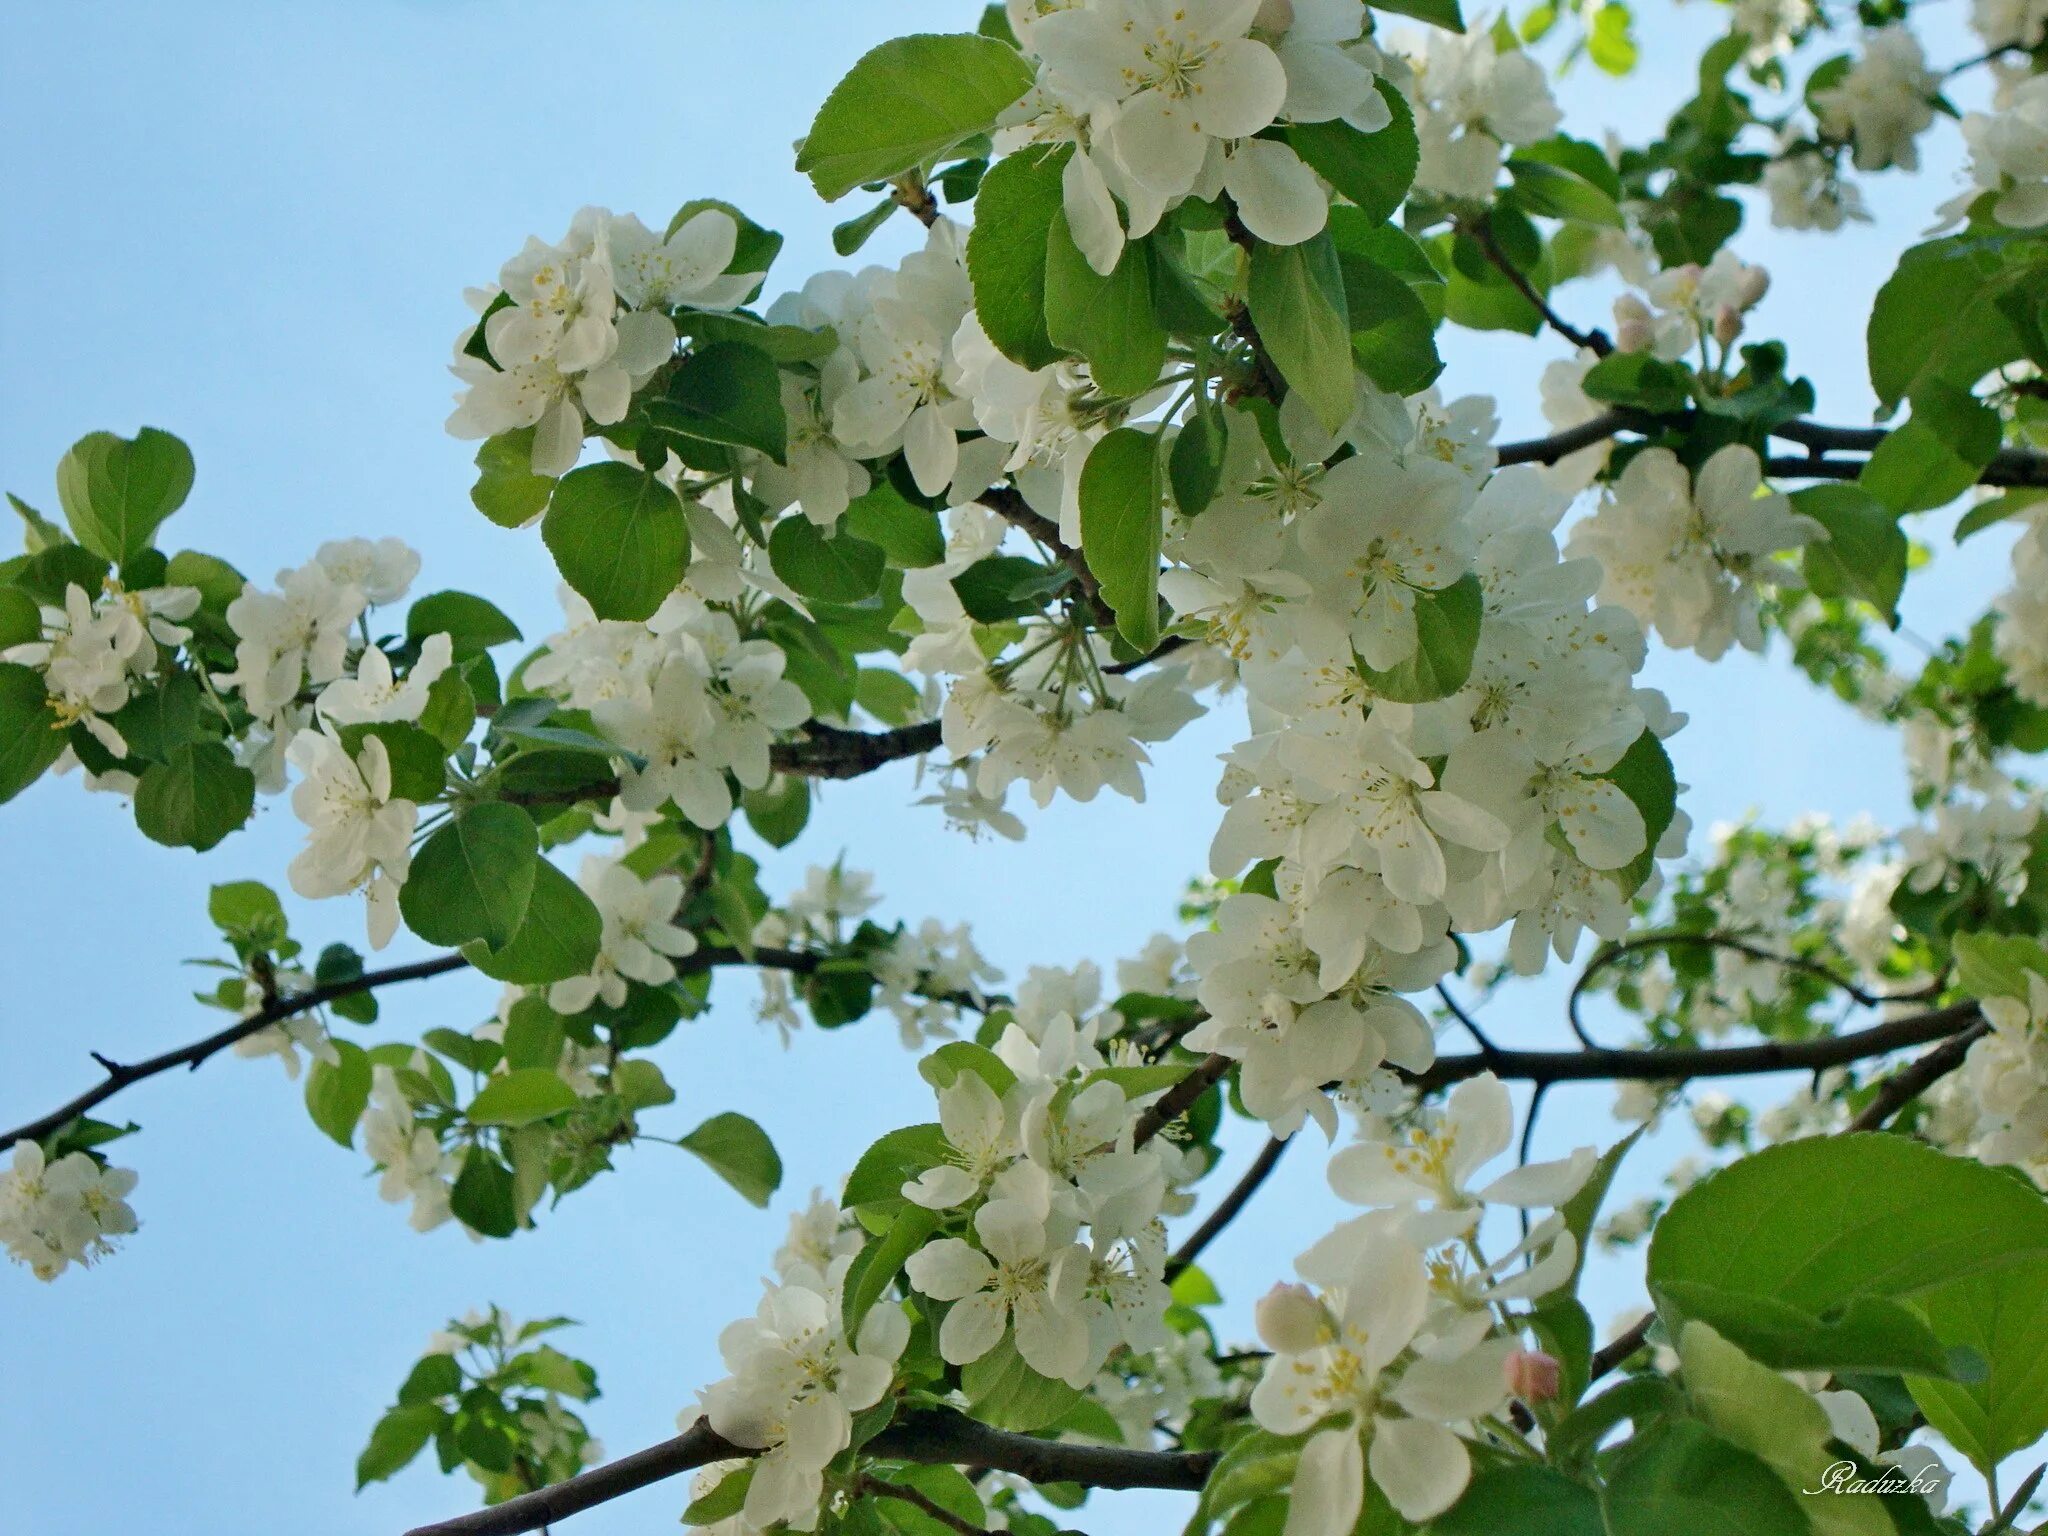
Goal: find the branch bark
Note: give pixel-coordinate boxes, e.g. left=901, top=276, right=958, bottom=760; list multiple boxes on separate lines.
left=1166, top=1135, right=1289, bottom=1279
left=403, top=1409, right=1214, bottom=1536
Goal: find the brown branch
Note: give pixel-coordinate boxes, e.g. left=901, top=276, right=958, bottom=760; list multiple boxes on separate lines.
left=1166, top=1135, right=1289, bottom=1279
left=1565, top=930, right=1937, bottom=1048
left=0, top=953, right=472, bottom=1153
left=1763, top=453, right=2048, bottom=489
left=1848, top=1020, right=1990, bottom=1132
left=860, top=1476, right=994, bottom=1536
left=1588, top=1314, right=1655, bottom=1382
left=978, top=482, right=1111, bottom=623
left=775, top=720, right=943, bottom=780
left=0, top=943, right=984, bottom=1154
left=1495, top=409, right=1635, bottom=467
left=404, top=1409, right=1213, bottom=1536
left=1134, top=1052, right=1234, bottom=1144
left=1464, top=215, right=1612, bottom=357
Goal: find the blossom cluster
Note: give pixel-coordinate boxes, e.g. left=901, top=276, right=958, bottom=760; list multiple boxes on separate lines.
left=0, top=1142, right=139, bottom=1281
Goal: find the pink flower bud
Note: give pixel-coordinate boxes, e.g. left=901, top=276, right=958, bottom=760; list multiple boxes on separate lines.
left=1504, top=1348, right=1562, bottom=1403
left=1256, top=1283, right=1326, bottom=1355
left=1713, top=304, right=1744, bottom=348
left=1613, top=295, right=1654, bottom=354
left=1736, top=265, right=1771, bottom=310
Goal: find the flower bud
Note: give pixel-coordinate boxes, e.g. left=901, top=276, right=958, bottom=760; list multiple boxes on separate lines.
left=1713, top=304, right=1744, bottom=348
left=1735, top=265, right=1771, bottom=311
left=1254, top=0, right=1297, bottom=31
left=1504, top=1348, right=1563, bottom=1403
left=1256, top=1283, right=1327, bottom=1355
left=1612, top=295, right=1654, bottom=354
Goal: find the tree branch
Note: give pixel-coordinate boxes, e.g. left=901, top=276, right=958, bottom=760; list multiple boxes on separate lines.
left=403, top=1409, right=1214, bottom=1536
left=1166, top=1135, right=1289, bottom=1279
left=1847, top=1020, right=1989, bottom=1132
left=0, top=953, right=472, bottom=1153
left=0, top=943, right=988, bottom=1154
left=1464, top=216, right=1612, bottom=357
left=1134, top=1052, right=1235, bottom=1144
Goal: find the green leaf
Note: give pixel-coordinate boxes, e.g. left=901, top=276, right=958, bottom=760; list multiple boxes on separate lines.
left=1558, top=1127, right=1642, bottom=1290
left=1045, top=214, right=1167, bottom=396
left=968, top=145, right=1069, bottom=371
left=1581, top=352, right=1692, bottom=414
left=1658, top=1280, right=1961, bottom=1378
left=680, top=1111, right=783, bottom=1207
left=1952, top=932, right=2048, bottom=1000
left=1506, top=157, right=1625, bottom=227
left=833, top=197, right=899, bottom=257
left=407, top=591, right=522, bottom=658
left=1168, top=410, right=1227, bottom=515
left=843, top=1204, right=942, bottom=1337
left=1600, top=730, right=1677, bottom=893
left=399, top=803, right=539, bottom=950
left=449, top=1146, right=520, bottom=1238
left=133, top=743, right=255, bottom=852
left=1795, top=484, right=1908, bottom=625
left=1357, top=573, right=1481, bottom=703
left=396, top=1353, right=462, bottom=1405
left=1247, top=232, right=1353, bottom=434
left=163, top=549, right=245, bottom=612
left=614, top=1058, right=675, bottom=1112
left=1337, top=253, right=1442, bottom=397
left=842, top=484, right=945, bottom=567
left=960, top=1335, right=1084, bottom=1432
left=1868, top=231, right=2048, bottom=416
left=741, top=774, right=812, bottom=849
left=1285, top=84, right=1419, bottom=225
left=501, top=996, right=566, bottom=1071
left=0, top=661, right=66, bottom=805
left=1588, top=1, right=1638, bottom=73
left=0, top=586, right=41, bottom=649
left=356, top=1403, right=446, bottom=1489
left=770, top=517, right=887, bottom=602
left=339, top=721, right=448, bottom=804
left=1858, top=383, right=2003, bottom=513
left=1650, top=1135, right=2048, bottom=1315
left=210, top=880, right=287, bottom=943
left=918, top=1041, right=1019, bottom=1098
left=683, top=1464, right=756, bottom=1525
left=54, top=427, right=194, bottom=562
left=1429, top=1464, right=1601, bottom=1535
left=541, top=462, right=689, bottom=622
left=1078, top=427, right=1163, bottom=652
left=1958, top=488, right=2045, bottom=543
left=652, top=341, right=789, bottom=461
left=843, top=1123, right=953, bottom=1211
left=471, top=429, right=556, bottom=528
left=1907, top=1257, right=2048, bottom=1478
left=796, top=33, right=1035, bottom=201
left=468, top=1068, right=581, bottom=1127
left=305, top=1040, right=372, bottom=1149
left=1370, top=0, right=1465, bottom=29
left=1678, top=1323, right=1893, bottom=1536
left=856, top=668, right=923, bottom=727
left=1601, top=1419, right=1808, bottom=1536
left=7, top=492, right=66, bottom=553
left=106, top=673, right=205, bottom=761
left=10, top=543, right=110, bottom=607
left=461, top=858, right=602, bottom=985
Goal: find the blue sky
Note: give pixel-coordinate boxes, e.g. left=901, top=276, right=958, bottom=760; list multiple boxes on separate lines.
left=0, top=2, right=2018, bottom=1533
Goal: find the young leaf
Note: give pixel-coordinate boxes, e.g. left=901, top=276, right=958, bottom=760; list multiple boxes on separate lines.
left=1246, top=233, right=1353, bottom=433
left=1357, top=574, right=1481, bottom=703
left=54, top=427, right=195, bottom=563
left=305, top=1039, right=372, bottom=1149
left=1284, top=83, right=1418, bottom=225
left=967, top=145, right=1069, bottom=370
left=1078, top=427, right=1163, bottom=652
left=1794, top=484, right=1907, bottom=626
left=796, top=33, right=1035, bottom=201
left=0, top=662, right=66, bottom=804
left=651, top=341, right=789, bottom=461
left=468, top=1068, right=581, bottom=1127
left=399, top=803, right=540, bottom=951
left=461, top=858, right=602, bottom=985
left=1044, top=213, right=1167, bottom=396
left=769, top=517, right=887, bottom=602
left=133, top=743, right=255, bottom=852
left=680, top=1111, right=783, bottom=1207
left=542, top=462, right=690, bottom=621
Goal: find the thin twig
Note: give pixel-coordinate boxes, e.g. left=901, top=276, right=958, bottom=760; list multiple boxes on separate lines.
left=1847, top=1021, right=1989, bottom=1132
left=861, top=1477, right=993, bottom=1536
left=1464, top=215, right=1612, bottom=357
left=1166, top=1136, right=1290, bottom=1279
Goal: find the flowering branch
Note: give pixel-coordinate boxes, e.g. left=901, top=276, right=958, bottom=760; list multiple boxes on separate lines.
left=0, top=943, right=987, bottom=1155
left=403, top=1409, right=1214, bottom=1536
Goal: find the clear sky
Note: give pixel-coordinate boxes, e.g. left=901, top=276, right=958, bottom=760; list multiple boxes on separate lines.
left=0, top=3, right=2017, bottom=1533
